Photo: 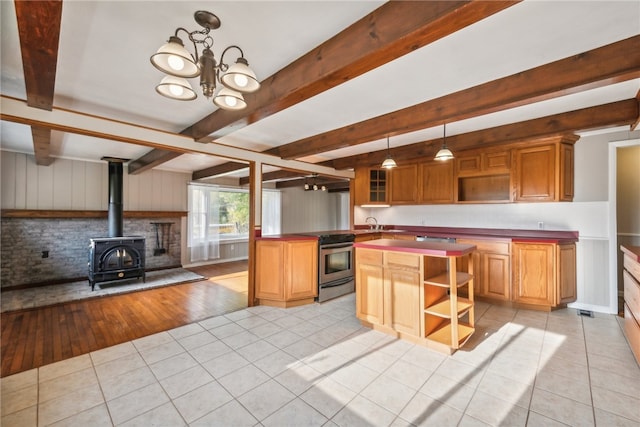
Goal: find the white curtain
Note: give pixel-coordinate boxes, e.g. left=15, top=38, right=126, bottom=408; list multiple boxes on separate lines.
left=188, top=184, right=221, bottom=263
left=262, top=189, right=282, bottom=236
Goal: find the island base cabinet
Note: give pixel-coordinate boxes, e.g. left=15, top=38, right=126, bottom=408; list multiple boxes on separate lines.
left=255, top=240, right=318, bottom=308
left=356, top=249, right=421, bottom=336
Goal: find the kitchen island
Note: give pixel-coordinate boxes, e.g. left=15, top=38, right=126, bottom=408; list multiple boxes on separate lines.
left=354, top=238, right=477, bottom=354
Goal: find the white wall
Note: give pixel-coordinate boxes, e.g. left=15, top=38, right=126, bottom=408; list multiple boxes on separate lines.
left=1, top=152, right=190, bottom=211
left=354, top=129, right=640, bottom=313
left=280, top=187, right=349, bottom=233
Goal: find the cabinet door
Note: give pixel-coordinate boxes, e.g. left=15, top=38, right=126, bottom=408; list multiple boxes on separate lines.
left=514, top=144, right=555, bottom=201
left=557, top=243, right=576, bottom=304
left=354, top=167, right=388, bottom=205
left=419, top=161, right=454, bottom=203
left=456, top=155, right=481, bottom=176
left=356, top=250, right=385, bottom=324
left=385, top=268, right=421, bottom=336
left=483, top=253, right=510, bottom=300
left=512, top=243, right=554, bottom=306
left=285, top=241, right=318, bottom=300
left=390, top=164, right=419, bottom=204
left=255, top=241, right=285, bottom=300
left=559, top=143, right=574, bottom=201
left=482, top=150, right=511, bottom=173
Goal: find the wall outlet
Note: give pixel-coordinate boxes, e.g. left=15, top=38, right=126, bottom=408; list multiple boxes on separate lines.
left=42, top=250, right=49, bottom=258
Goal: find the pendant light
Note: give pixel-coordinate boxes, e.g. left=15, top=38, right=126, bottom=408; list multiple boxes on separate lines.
left=381, top=136, right=397, bottom=169
left=435, top=123, right=454, bottom=161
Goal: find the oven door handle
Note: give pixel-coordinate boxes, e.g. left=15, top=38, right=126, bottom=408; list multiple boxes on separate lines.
left=320, top=242, right=354, bottom=249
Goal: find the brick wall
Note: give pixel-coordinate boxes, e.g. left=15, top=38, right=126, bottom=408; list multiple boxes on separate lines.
left=1, top=217, right=182, bottom=288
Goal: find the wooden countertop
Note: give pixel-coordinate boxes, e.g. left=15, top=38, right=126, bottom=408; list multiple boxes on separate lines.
left=354, top=239, right=476, bottom=257
left=621, top=245, right=640, bottom=262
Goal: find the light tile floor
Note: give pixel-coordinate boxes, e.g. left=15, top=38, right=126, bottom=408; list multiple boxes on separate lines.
left=2, top=295, right=639, bottom=426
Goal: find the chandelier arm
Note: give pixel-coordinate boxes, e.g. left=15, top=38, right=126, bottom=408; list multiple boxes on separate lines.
left=219, top=45, right=244, bottom=71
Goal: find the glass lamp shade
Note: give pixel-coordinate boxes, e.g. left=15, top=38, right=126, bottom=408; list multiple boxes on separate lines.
left=434, top=145, right=454, bottom=161
left=213, top=87, right=247, bottom=110
left=220, top=58, right=260, bottom=93
left=381, top=155, right=397, bottom=169
left=156, top=75, right=197, bottom=100
left=150, top=36, right=200, bottom=78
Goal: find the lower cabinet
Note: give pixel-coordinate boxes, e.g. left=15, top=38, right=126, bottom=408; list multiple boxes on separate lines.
left=458, top=239, right=510, bottom=301
left=256, top=239, right=318, bottom=307
left=385, top=251, right=421, bottom=336
left=356, top=249, right=421, bottom=336
left=512, top=242, right=576, bottom=308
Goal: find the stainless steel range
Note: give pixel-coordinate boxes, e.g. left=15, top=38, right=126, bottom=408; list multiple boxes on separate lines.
left=300, top=232, right=355, bottom=302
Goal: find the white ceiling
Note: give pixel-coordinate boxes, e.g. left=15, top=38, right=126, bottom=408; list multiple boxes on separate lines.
left=1, top=1, right=639, bottom=176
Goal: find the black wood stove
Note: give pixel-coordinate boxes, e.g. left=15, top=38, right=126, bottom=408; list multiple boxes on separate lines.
left=88, top=158, right=145, bottom=290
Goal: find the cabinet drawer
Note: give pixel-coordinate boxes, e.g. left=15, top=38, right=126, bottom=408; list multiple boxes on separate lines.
left=624, top=270, right=640, bottom=322
left=385, top=251, right=420, bottom=270
left=357, top=249, right=383, bottom=265
left=624, top=254, right=640, bottom=283
left=624, top=303, right=640, bottom=364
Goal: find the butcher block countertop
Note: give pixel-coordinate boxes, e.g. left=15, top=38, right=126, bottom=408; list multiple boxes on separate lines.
left=353, top=239, right=476, bottom=257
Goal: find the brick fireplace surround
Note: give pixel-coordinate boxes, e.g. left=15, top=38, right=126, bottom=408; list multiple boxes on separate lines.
left=0, top=212, right=184, bottom=289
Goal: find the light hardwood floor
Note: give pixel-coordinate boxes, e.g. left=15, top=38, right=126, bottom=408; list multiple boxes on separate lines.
left=0, top=261, right=248, bottom=378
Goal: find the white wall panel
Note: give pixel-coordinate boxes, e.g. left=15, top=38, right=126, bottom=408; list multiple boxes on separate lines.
left=52, top=159, right=73, bottom=209
left=0, top=152, right=189, bottom=211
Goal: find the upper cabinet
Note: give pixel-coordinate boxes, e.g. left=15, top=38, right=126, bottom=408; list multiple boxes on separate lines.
left=513, top=136, right=576, bottom=202
left=354, top=134, right=577, bottom=206
left=420, top=161, right=454, bottom=204
left=354, top=167, right=389, bottom=205
left=390, top=164, right=419, bottom=204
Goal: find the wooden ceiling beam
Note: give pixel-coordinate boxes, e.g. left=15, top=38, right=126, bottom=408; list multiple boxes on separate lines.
left=275, top=178, right=349, bottom=191
left=191, top=161, right=248, bottom=181
left=15, top=0, right=63, bottom=167
left=128, top=150, right=182, bottom=175
left=31, top=126, right=54, bottom=166
left=15, top=0, right=61, bottom=110
left=183, top=1, right=518, bottom=141
left=239, top=169, right=309, bottom=186
left=328, top=98, right=640, bottom=169
left=271, top=35, right=640, bottom=160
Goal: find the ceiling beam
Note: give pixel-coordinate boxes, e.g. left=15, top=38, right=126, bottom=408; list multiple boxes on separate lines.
left=0, top=96, right=354, bottom=180
left=15, top=0, right=61, bottom=110
left=192, top=161, right=248, bottom=181
left=183, top=0, right=519, bottom=141
left=145, top=0, right=518, bottom=176
left=128, top=150, right=182, bottom=175
left=270, top=34, right=640, bottom=160
left=239, top=169, right=310, bottom=186
left=14, top=0, right=63, bottom=166
left=31, top=126, right=55, bottom=166
left=328, top=98, right=640, bottom=169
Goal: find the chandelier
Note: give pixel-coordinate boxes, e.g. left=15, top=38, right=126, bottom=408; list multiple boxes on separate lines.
left=150, top=10, right=260, bottom=110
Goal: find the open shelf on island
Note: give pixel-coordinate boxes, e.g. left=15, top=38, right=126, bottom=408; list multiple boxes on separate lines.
left=424, top=297, right=473, bottom=318
left=424, top=271, right=473, bottom=287
left=426, top=322, right=475, bottom=347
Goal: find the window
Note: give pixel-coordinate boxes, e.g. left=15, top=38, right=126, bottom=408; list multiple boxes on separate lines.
left=188, top=183, right=281, bottom=262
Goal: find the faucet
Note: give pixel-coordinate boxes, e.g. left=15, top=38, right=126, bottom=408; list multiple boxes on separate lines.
left=365, top=216, right=378, bottom=230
